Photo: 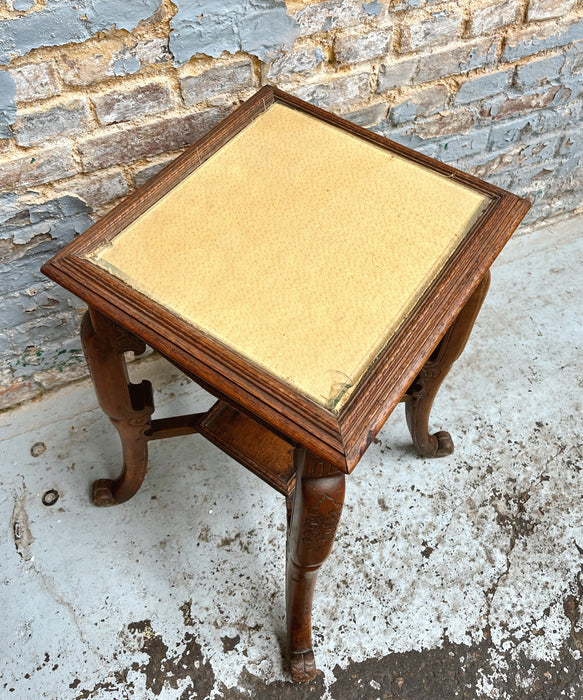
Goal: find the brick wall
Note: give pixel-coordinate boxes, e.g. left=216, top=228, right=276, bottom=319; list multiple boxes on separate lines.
left=1, top=0, right=582, bottom=409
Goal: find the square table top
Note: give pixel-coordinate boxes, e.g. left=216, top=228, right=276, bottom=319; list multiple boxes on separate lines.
left=92, top=102, right=489, bottom=412
left=42, top=87, right=530, bottom=472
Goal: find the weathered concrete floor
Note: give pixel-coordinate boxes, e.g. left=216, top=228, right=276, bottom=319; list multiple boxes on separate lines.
left=1, top=215, right=582, bottom=699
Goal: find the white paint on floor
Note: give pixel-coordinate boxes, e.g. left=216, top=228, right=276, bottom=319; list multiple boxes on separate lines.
left=1, top=215, right=582, bottom=698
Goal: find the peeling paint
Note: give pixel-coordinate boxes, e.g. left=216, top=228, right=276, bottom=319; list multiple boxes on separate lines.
left=112, top=54, right=141, bottom=76
left=1, top=192, right=93, bottom=383
left=363, top=0, right=382, bottom=15
left=85, top=618, right=216, bottom=697
left=0, top=0, right=162, bottom=133
left=0, top=0, right=162, bottom=65
left=0, top=69, right=17, bottom=137
left=169, top=0, right=299, bottom=63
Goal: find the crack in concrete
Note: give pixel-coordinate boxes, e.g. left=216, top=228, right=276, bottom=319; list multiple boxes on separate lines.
left=9, top=482, right=109, bottom=671
left=10, top=485, right=34, bottom=561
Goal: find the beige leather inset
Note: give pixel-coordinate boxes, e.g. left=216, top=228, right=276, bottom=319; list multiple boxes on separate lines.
left=93, top=102, right=490, bottom=411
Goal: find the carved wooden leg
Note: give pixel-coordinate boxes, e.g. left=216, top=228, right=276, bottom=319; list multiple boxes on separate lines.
left=286, top=447, right=345, bottom=683
left=81, top=308, right=154, bottom=506
left=405, top=271, right=491, bottom=458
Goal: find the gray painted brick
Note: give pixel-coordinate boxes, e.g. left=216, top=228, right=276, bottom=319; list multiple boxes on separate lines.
left=340, top=101, right=387, bottom=127
left=180, top=60, right=254, bottom=106
left=468, top=0, right=519, bottom=36
left=54, top=170, right=129, bottom=208
left=511, top=160, right=560, bottom=192
left=0, top=190, right=92, bottom=384
left=295, top=0, right=372, bottom=37
left=363, top=1, right=382, bottom=16
left=389, top=84, right=449, bottom=125
left=12, top=0, right=35, bottom=10
left=557, top=130, right=581, bottom=157
left=564, top=42, right=583, bottom=78
left=334, top=27, right=392, bottom=64
left=11, top=313, right=85, bottom=378
left=377, top=57, right=417, bottom=92
left=485, top=171, right=515, bottom=189
left=291, top=73, right=370, bottom=111
left=8, top=285, right=80, bottom=324
left=520, top=133, right=565, bottom=166
left=527, top=0, right=577, bottom=21
left=169, top=0, right=298, bottom=63
left=415, top=38, right=498, bottom=83
left=501, top=17, right=583, bottom=62
left=526, top=104, right=569, bottom=133
left=372, top=120, right=442, bottom=155
left=392, top=0, right=424, bottom=9
left=1, top=240, right=64, bottom=295
left=0, top=70, right=16, bottom=137
left=266, top=47, right=325, bottom=80
left=514, top=54, right=566, bottom=90
left=92, top=82, right=177, bottom=125
left=13, top=98, right=90, bottom=147
left=400, top=11, right=462, bottom=52
left=385, top=129, right=440, bottom=157
left=112, top=55, right=140, bottom=76
left=0, top=0, right=161, bottom=65
left=488, top=114, right=540, bottom=150
left=455, top=70, right=513, bottom=104
left=438, top=129, right=490, bottom=161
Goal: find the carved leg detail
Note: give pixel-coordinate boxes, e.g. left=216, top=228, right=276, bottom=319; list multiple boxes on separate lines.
left=405, top=271, right=491, bottom=458
left=286, top=447, right=345, bottom=683
left=81, top=308, right=154, bottom=506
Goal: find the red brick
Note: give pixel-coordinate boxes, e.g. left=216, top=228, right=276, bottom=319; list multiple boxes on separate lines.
left=92, top=81, right=178, bottom=125
left=0, top=145, right=77, bottom=189
left=0, top=379, right=39, bottom=410
left=9, top=62, right=61, bottom=102
left=12, top=99, right=90, bottom=147
left=493, top=87, right=560, bottom=119
left=56, top=40, right=123, bottom=86
left=54, top=170, right=130, bottom=208
left=414, top=109, right=475, bottom=138
left=78, top=107, right=231, bottom=171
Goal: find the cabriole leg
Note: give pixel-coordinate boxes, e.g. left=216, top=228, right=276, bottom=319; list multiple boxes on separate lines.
left=81, top=308, right=154, bottom=506
left=286, top=447, right=345, bottom=682
left=405, top=271, right=491, bottom=457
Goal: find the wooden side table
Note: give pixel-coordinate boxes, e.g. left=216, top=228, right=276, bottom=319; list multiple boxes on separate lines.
left=42, top=86, right=530, bottom=683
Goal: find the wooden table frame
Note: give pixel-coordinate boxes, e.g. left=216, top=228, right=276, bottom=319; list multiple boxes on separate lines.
left=42, top=86, right=530, bottom=683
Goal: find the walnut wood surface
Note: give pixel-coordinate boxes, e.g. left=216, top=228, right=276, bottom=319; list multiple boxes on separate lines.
left=81, top=309, right=154, bottom=506
left=405, top=270, right=491, bottom=457
left=286, top=448, right=345, bottom=682
left=41, top=86, right=531, bottom=474
left=200, top=402, right=296, bottom=496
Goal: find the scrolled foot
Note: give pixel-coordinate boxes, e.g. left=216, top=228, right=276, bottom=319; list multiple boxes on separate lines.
left=92, top=479, right=116, bottom=507
left=290, top=650, right=318, bottom=683
left=422, top=430, right=454, bottom=458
